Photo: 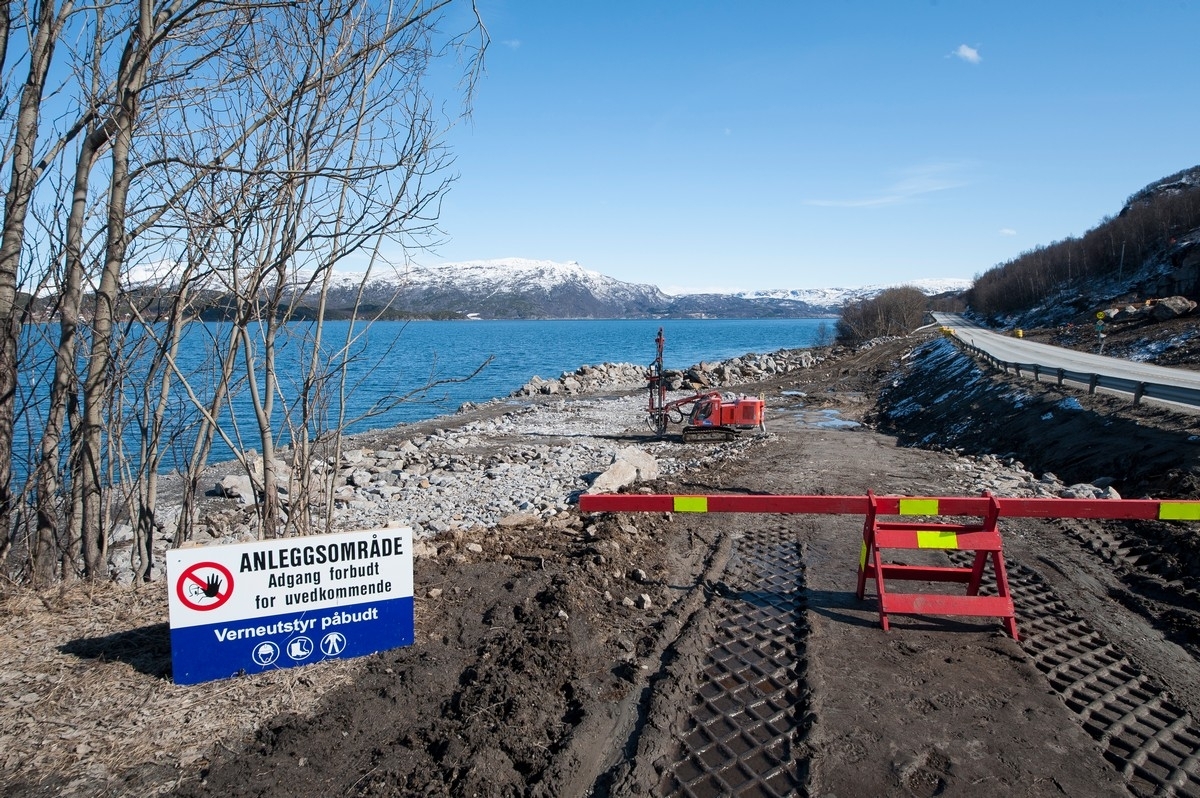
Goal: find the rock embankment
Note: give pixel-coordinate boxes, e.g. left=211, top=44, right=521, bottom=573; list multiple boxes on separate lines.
left=315, top=397, right=687, bottom=536
left=943, top=452, right=1121, bottom=500
left=117, top=348, right=834, bottom=582
left=115, top=392, right=767, bottom=583
left=1102, top=295, right=1196, bottom=324
left=876, top=335, right=1199, bottom=498
left=509, top=348, right=822, bottom=396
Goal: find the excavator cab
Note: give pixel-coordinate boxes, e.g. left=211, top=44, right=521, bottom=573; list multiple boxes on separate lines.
left=690, top=396, right=717, bottom=426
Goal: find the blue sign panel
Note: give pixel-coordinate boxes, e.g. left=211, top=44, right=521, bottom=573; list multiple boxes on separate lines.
left=167, top=528, right=414, bottom=685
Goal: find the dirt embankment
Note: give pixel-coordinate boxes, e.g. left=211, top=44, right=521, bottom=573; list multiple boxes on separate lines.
left=4, top=329, right=1200, bottom=797
left=875, top=335, right=1200, bottom=498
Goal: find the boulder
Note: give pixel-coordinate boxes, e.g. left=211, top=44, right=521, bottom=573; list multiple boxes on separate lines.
left=586, top=460, right=638, bottom=495
left=1059, top=483, right=1116, bottom=500
left=586, top=447, right=659, bottom=494
left=216, top=474, right=256, bottom=504
left=1150, top=295, right=1197, bottom=322
left=614, top=447, right=659, bottom=481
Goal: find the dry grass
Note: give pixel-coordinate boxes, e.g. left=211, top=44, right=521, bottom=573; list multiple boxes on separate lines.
left=0, top=581, right=362, bottom=796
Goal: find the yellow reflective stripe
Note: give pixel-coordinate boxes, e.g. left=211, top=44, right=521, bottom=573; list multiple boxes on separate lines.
left=674, top=496, right=708, bottom=513
left=916, top=530, right=959, bottom=549
left=860, top=540, right=868, bottom=570
left=1160, top=502, right=1200, bottom=521
left=900, top=498, right=939, bottom=516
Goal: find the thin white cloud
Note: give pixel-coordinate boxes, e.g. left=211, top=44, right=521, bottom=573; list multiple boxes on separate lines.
left=999, top=228, right=1017, bottom=236
left=502, top=39, right=521, bottom=49
left=805, top=162, right=970, bottom=208
left=951, top=44, right=981, bottom=64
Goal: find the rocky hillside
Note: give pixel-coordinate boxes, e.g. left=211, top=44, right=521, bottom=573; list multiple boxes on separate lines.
left=969, top=165, right=1200, bottom=328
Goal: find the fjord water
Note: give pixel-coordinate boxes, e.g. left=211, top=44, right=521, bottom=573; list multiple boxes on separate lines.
left=324, top=317, right=829, bottom=421
left=23, top=317, right=829, bottom=476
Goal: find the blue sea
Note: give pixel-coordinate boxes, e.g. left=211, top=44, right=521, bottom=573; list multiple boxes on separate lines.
left=309, top=317, right=829, bottom=423
left=352, top=316, right=825, bottom=408
left=20, top=318, right=831, bottom=476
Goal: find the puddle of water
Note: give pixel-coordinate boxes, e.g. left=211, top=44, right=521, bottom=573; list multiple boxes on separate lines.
left=787, top=408, right=861, bottom=430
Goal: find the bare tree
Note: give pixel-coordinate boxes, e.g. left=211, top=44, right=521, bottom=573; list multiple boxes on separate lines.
left=0, top=0, right=83, bottom=568
left=178, top=0, right=484, bottom=538
left=0, top=0, right=486, bottom=581
left=837, top=286, right=929, bottom=345
left=74, top=0, right=255, bottom=578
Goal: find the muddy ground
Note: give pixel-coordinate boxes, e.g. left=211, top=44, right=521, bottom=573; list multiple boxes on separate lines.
left=3, top=323, right=1200, bottom=797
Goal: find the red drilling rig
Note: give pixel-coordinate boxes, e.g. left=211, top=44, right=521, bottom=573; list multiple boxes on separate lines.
left=645, top=327, right=765, bottom=443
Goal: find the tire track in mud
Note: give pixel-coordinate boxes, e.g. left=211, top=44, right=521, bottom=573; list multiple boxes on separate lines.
left=954, top=550, right=1200, bottom=796
left=1050, top=516, right=1200, bottom=662
left=636, top=525, right=811, bottom=798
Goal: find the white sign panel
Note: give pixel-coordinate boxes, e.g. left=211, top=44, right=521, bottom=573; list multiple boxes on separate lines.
left=167, top=528, right=413, bottom=685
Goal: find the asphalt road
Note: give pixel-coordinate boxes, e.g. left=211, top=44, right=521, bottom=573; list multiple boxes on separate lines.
left=931, top=312, right=1200, bottom=408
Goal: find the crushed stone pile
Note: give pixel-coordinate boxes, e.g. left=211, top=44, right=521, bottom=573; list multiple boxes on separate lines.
left=508, top=348, right=823, bottom=397
left=110, top=394, right=764, bottom=584
left=942, top=451, right=1120, bottom=500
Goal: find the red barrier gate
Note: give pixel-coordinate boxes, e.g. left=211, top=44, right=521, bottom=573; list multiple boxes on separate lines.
left=578, top=492, right=1200, bottom=638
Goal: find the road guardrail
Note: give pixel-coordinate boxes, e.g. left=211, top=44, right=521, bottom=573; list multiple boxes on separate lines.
left=955, top=339, right=1200, bottom=409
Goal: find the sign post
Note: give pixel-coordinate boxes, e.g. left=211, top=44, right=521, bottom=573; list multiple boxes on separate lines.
left=167, top=527, right=414, bottom=685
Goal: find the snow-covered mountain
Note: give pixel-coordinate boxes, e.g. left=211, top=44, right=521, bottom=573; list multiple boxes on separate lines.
left=736, top=278, right=972, bottom=307
left=313, top=258, right=970, bottom=319
left=356, top=259, right=666, bottom=303
left=320, top=258, right=673, bottom=319
left=123, top=256, right=970, bottom=320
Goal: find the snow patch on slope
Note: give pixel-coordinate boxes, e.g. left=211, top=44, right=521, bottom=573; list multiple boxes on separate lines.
left=737, top=277, right=972, bottom=306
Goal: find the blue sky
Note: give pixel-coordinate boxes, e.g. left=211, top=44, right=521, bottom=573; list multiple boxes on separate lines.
left=422, top=1, right=1200, bottom=293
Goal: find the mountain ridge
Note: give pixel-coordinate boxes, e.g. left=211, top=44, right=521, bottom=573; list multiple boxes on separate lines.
left=308, top=258, right=970, bottom=320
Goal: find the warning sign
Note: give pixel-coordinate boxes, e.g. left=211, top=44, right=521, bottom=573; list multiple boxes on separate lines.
left=175, top=562, right=234, bottom=611
left=167, top=527, right=414, bottom=685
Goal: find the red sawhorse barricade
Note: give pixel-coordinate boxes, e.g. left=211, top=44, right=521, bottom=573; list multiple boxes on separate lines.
left=857, top=492, right=1016, bottom=638
left=578, top=491, right=1200, bottom=639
